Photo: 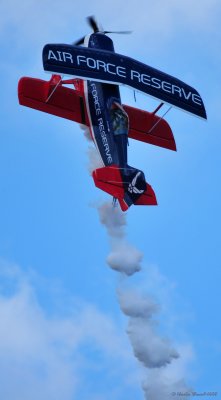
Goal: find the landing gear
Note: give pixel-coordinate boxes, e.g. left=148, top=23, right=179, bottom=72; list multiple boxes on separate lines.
left=112, top=196, right=118, bottom=208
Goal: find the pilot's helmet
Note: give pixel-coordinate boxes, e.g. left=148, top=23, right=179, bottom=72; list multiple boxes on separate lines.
left=110, top=102, right=129, bottom=135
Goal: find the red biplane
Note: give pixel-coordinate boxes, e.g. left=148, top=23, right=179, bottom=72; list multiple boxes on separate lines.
left=18, top=17, right=206, bottom=211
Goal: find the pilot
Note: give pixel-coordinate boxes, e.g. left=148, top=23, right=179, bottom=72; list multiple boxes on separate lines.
left=110, top=101, right=129, bottom=167
left=110, top=101, right=146, bottom=199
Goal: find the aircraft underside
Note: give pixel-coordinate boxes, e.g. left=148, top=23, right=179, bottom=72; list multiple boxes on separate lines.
left=17, top=16, right=206, bottom=211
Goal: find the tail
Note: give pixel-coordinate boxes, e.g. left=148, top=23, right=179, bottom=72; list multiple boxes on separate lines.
left=92, top=165, right=157, bottom=212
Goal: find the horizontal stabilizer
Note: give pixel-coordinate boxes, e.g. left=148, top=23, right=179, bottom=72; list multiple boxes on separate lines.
left=92, top=166, right=124, bottom=199
left=134, top=183, right=157, bottom=206
left=43, top=44, right=207, bottom=119
left=92, top=165, right=157, bottom=211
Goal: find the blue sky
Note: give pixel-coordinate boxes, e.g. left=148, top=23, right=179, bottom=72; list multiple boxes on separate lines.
left=0, top=1, right=221, bottom=399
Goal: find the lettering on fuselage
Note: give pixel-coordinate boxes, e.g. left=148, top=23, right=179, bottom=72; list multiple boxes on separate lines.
left=91, top=84, right=102, bottom=116
left=97, top=117, right=113, bottom=164
left=89, top=83, right=113, bottom=165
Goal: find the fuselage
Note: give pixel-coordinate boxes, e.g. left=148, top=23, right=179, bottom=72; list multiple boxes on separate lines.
left=83, top=33, right=126, bottom=167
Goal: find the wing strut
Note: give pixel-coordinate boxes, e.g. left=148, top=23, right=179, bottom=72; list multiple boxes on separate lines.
left=152, top=102, right=164, bottom=115
left=45, top=75, right=64, bottom=103
left=148, top=106, right=172, bottom=134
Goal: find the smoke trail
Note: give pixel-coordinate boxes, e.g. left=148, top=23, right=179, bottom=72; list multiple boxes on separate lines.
left=117, top=288, right=179, bottom=369
left=79, top=124, right=92, bottom=142
left=98, top=202, right=142, bottom=276
left=85, top=138, right=191, bottom=398
left=96, top=202, right=192, bottom=399
left=80, top=124, right=103, bottom=174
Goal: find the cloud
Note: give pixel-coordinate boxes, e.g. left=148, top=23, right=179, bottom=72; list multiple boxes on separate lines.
left=0, top=262, right=137, bottom=400
left=0, top=264, right=77, bottom=400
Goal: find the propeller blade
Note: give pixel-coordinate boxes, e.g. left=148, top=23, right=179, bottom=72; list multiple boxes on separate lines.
left=104, top=30, right=132, bottom=35
left=87, top=15, right=99, bottom=32
left=73, top=17, right=132, bottom=46
left=73, top=36, right=85, bottom=46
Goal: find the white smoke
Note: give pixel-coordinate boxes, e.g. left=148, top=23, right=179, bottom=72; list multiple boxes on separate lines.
left=98, top=202, right=142, bottom=276
left=79, top=124, right=92, bottom=142
left=96, top=200, right=192, bottom=399
left=142, top=344, right=194, bottom=399
left=85, top=134, right=192, bottom=398
left=143, top=375, right=191, bottom=400
left=80, top=124, right=103, bottom=174
left=117, top=288, right=179, bottom=369
left=87, top=146, right=103, bottom=175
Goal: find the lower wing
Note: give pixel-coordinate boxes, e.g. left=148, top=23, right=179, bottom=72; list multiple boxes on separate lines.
left=18, top=75, right=176, bottom=151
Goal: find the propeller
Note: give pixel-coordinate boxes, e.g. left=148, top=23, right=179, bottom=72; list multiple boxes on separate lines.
left=73, top=16, right=132, bottom=45
left=74, top=36, right=86, bottom=46
left=87, top=15, right=100, bottom=33
left=103, top=30, right=132, bottom=35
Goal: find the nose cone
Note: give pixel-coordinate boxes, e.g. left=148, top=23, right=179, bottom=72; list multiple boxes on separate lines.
left=88, top=33, right=115, bottom=52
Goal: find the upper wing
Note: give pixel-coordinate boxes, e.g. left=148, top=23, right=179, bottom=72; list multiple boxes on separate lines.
left=43, top=44, right=207, bottom=120
left=18, top=75, right=87, bottom=125
left=124, top=104, right=176, bottom=151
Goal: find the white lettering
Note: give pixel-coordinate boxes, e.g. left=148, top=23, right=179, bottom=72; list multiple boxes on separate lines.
left=192, top=93, right=202, bottom=106
left=98, top=117, right=113, bottom=164
left=107, top=63, right=116, bottom=75
left=141, top=74, right=151, bottom=85
left=87, top=57, right=96, bottom=68
left=181, top=88, right=192, bottom=100
left=131, top=70, right=141, bottom=82
left=172, top=85, right=182, bottom=97
left=117, top=66, right=126, bottom=78
left=91, top=83, right=101, bottom=116
left=162, top=81, right=172, bottom=93
left=48, top=50, right=57, bottom=61
left=97, top=60, right=106, bottom=72
left=77, top=55, right=86, bottom=65
left=151, top=77, right=161, bottom=89
left=63, top=52, right=73, bottom=63
left=76, top=55, right=127, bottom=79
left=71, top=53, right=202, bottom=110
left=57, top=51, right=63, bottom=62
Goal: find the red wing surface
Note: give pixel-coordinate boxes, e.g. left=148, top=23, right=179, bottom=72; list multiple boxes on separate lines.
left=124, top=105, right=176, bottom=151
left=18, top=77, right=175, bottom=151
left=18, top=76, right=87, bottom=125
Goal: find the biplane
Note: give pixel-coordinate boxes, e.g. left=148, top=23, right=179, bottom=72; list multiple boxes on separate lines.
left=18, top=17, right=207, bottom=211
